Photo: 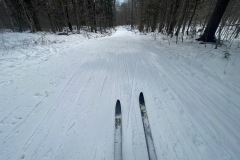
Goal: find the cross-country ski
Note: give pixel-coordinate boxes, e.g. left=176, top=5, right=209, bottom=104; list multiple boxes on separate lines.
left=114, top=100, right=122, bottom=160
left=139, top=92, right=157, bottom=160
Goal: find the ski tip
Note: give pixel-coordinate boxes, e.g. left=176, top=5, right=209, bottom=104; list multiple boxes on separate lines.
left=139, top=92, right=145, bottom=105
left=115, top=100, right=121, bottom=115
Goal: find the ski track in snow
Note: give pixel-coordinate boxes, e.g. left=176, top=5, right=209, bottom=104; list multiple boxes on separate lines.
left=0, top=27, right=240, bottom=160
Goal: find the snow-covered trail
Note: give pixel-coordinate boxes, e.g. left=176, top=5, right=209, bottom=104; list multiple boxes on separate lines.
left=0, top=28, right=240, bottom=160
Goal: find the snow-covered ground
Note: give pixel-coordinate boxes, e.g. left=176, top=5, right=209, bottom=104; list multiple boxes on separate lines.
left=0, top=27, right=240, bottom=160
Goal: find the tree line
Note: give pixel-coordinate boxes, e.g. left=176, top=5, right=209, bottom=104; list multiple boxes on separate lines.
left=116, top=0, right=240, bottom=42
left=0, top=0, right=116, bottom=33
left=1, top=0, right=240, bottom=43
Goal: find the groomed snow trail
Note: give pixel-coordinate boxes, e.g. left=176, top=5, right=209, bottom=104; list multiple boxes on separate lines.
left=0, top=27, right=240, bottom=160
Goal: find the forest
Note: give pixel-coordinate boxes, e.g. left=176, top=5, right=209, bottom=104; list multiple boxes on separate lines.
left=1, top=0, right=240, bottom=43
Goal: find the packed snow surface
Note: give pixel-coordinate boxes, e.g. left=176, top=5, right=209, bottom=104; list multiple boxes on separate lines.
left=0, top=27, right=240, bottom=160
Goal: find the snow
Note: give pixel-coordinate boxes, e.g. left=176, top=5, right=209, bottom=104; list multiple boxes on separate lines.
left=0, top=27, right=240, bottom=160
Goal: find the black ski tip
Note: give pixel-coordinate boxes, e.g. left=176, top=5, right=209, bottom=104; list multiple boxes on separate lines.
left=139, top=92, right=145, bottom=105
left=115, top=100, right=121, bottom=115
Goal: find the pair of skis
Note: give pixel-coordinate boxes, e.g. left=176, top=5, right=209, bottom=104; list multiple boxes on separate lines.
left=114, top=92, right=157, bottom=160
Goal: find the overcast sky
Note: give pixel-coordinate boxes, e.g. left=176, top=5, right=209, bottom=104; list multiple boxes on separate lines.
left=118, top=0, right=124, bottom=3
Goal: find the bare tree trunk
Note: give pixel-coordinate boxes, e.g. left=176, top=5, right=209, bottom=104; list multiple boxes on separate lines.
left=93, top=1, right=97, bottom=33
left=2, top=0, right=15, bottom=31
left=151, top=0, right=161, bottom=32
left=166, top=1, right=174, bottom=34
left=23, top=0, right=42, bottom=31
left=186, top=0, right=198, bottom=35
left=131, top=0, right=134, bottom=30
left=60, top=0, right=69, bottom=33
left=20, top=0, right=35, bottom=32
left=72, top=0, right=80, bottom=33
left=175, top=0, right=189, bottom=36
left=196, top=0, right=231, bottom=42
left=215, top=21, right=223, bottom=49
left=168, top=0, right=180, bottom=37
left=181, top=4, right=190, bottom=35
left=47, top=12, right=56, bottom=33
left=14, top=0, right=23, bottom=32
left=139, top=0, right=144, bottom=32
left=113, top=0, right=116, bottom=28
left=158, top=2, right=168, bottom=33
left=46, top=0, right=56, bottom=33
left=65, top=7, right=73, bottom=32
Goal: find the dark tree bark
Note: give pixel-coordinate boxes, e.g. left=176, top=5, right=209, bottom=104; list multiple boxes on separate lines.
left=23, top=0, right=42, bottom=31
left=131, top=0, right=134, bottom=30
left=158, top=2, right=168, bottom=33
left=65, top=7, right=73, bottom=32
left=20, top=0, right=35, bottom=32
left=87, top=0, right=96, bottom=32
left=181, top=3, right=190, bottom=35
left=47, top=12, right=56, bottom=33
left=79, top=0, right=85, bottom=26
left=168, top=0, right=180, bottom=37
left=151, top=0, right=161, bottom=32
left=175, top=0, right=189, bottom=36
left=139, top=0, right=144, bottom=32
left=93, top=1, right=97, bottom=33
left=165, top=1, right=174, bottom=34
left=14, top=1, right=23, bottom=32
left=45, top=0, right=56, bottom=33
left=113, top=0, right=116, bottom=27
left=186, top=0, right=198, bottom=35
left=196, top=0, right=231, bottom=42
left=3, top=0, right=15, bottom=31
left=71, top=0, right=80, bottom=33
